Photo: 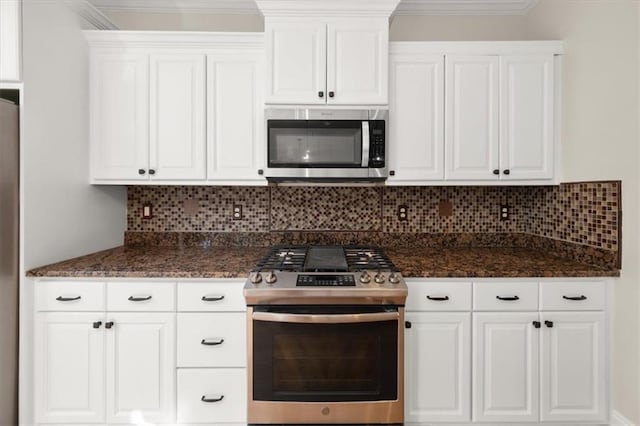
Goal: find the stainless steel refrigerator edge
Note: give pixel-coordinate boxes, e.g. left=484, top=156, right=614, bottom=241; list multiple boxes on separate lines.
left=0, top=97, right=19, bottom=425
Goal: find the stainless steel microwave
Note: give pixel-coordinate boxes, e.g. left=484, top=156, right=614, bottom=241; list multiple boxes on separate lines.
left=264, top=108, right=388, bottom=181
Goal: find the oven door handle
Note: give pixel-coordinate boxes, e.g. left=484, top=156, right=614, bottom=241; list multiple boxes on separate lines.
left=252, top=311, right=398, bottom=324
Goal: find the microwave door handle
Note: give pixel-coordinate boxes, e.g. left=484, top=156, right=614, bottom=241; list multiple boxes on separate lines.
left=361, top=121, right=370, bottom=167
left=253, top=311, right=398, bottom=324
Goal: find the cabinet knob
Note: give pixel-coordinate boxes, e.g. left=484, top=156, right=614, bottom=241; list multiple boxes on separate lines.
left=329, top=91, right=335, bottom=98
left=503, top=169, right=510, bottom=175
left=105, top=321, right=114, bottom=329
left=148, top=169, right=156, bottom=175
left=92, top=321, right=102, bottom=329
left=318, top=91, right=324, bottom=98
left=493, top=169, right=499, bottom=175
left=545, top=320, right=554, bottom=328
left=389, top=170, right=395, bottom=176
left=404, top=321, right=412, bottom=329
left=532, top=321, right=541, bottom=329
left=257, top=169, right=264, bottom=175
left=138, top=169, right=146, bottom=175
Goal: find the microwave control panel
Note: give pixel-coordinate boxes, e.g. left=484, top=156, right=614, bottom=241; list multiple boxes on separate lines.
left=369, top=120, right=386, bottom=168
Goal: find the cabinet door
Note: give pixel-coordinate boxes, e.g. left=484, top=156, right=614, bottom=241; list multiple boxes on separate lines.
left=405, top=312, right=471, bottom=423
left=326, top=19, right=388, bottom=105
left=207, top=54, right=265, bottom=182
left=35, top=313, right=105, bottom=424
left=541, top=312, right=606, bottom=422
left=473, top=312, right=539, bottom=422
left=445, top=56, right=500, bottom=180
left=90, top=51, right=149, bottom=181
left=106, top=313, right=176, bottom=424
left=150, top=54, right=206, bottom=180
left=388, top=54, right=444, bottom=182
left=265, top=20, right=326, bottom=104
left=500, top=55, right=554, bottom=180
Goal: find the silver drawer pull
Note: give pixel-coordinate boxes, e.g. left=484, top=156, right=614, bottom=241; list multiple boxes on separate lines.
left=563, top=295, right=587, bottom=301
left=56, top=296, right=81, bottom=302
left=496, top=295, right=520, bottom=301
left=201, top=295, right=225, bottom=302
left=201, top=395, right=224, bottom=403
left=128, top=295, right=152, bottom=302
left=426, top=295, right=449, bottom=301
left=201, top=338, right=224, bottom=346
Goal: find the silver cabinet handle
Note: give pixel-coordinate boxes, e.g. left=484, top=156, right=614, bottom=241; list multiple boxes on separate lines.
left=253, top=311, right=398, bottom=324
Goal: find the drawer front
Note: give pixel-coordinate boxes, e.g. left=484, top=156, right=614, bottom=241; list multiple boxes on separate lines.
left=540, top=281, right=606, bottom=311
left=177, top=313, right=246, bottom=367
left=474, top=281, right=539, bottom=311
left=177, top=368, right=247, bottom=424
left=107, top=281, right=175, bottom=311
left=178, top=281, right=245, bottom=312
left=36, top=281, right=105, bottom=312
left=406, top=280, right=472, bottom=311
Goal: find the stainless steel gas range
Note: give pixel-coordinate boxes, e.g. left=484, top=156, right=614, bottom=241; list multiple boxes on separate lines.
left=244, top=245, right=407, bottom=425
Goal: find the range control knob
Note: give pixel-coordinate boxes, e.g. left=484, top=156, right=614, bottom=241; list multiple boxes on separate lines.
left=265, top=271, right=277, bottom=284
left=249, top=272, right=262, bottom=284
left=374, top=273, right=386, bottom=284
left=388, top=273, right=400, bottom=284
left=359, top=271, right=371, bottom=284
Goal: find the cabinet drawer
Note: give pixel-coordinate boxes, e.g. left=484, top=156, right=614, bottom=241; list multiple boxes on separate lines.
left=473, top=281, right=538, bottom=311
left=36, top=281, right=105, bottom=312
left=406, top=280, right=471, bottom=311
left=178, top=281, right=245, bottom=312
left=540, top=281, right=606, bottom=311
left=107, top=281, right=175, bottom=311
left=177, top=368, right=247, bottom=424
left=177, top=313, right=246, bottom=367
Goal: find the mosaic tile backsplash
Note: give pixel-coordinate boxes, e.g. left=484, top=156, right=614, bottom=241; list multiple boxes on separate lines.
left=127, top=181, right=620, bottom=253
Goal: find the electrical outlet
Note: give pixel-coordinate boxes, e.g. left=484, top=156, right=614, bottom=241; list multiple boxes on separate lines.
left=142, top=203, right=153, bottom=219
left=233, top=204, right=243, bottom=220
left=397, top=205, right=408, bottom=221
left=500, top=204, right=510, bottom=221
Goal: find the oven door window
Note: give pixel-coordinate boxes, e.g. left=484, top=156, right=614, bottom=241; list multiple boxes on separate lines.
left=268, top=120, right=363, bottom=168
left=252, top=309, right=397, bottom=402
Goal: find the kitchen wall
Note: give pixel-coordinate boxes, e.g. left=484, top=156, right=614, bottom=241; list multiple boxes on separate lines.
left=20, top=0, right=127, bottom=423
left=104, top=11, right=264, bottom=32
left=524, top=1, right=640, bottom=422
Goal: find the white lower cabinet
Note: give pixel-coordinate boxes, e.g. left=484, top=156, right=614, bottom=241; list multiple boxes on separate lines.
left=405, top=312, right=471, bottom=423
left=177, top=368, right=247, bottom=424
left=472, top=312, right=540, bottom=422
left=35, top=313, right=106, bottom=424
left=106, top=313, right=176, bottom=424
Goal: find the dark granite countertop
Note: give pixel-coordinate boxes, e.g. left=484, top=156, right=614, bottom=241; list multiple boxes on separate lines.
left=27, top=245, right=619, bottom=279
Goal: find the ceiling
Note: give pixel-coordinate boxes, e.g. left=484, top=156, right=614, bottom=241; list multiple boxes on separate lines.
left=87, top=0, right=541, bottom=16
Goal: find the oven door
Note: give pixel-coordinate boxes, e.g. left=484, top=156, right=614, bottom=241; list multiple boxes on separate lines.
left=247, top=305, right=404, bottom=424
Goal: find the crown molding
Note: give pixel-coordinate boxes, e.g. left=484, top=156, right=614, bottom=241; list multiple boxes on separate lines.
left=87, top=0, right=259, bottom=14
left=66, top=0, right=119, bottom=29
left=395, top=0, right=540, bottom=16
left=83, top=30, right=264, bottom=49
left=88, top=0, right=541, bottom=16
left=254, top=0, right=402, bottom=17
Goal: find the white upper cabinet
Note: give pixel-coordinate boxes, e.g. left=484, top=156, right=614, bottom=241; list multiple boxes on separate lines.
left=389, top=54, right=444, bottom=182
left=500, top=55, right=554, bottom=180
left=150, top=54, right=206, bottom=181
left=86, top=32, right=266, bottom=185
left=0, top=0, right=21, bottom=82
left=389, top=42, right=561, bottom=184
left=266, top=18, right=389, bottom=105
left=90, top=51, right=149, bottom=181
left=445, top=55, right=500, bottom=181
left=265, top=21, right=327, bottom=104
left=207, top=53, right=265, bottom=182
